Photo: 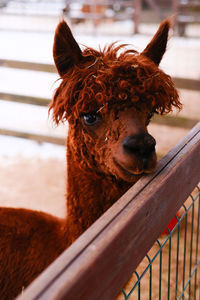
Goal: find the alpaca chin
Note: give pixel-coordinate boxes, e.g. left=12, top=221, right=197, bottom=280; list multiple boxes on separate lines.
left=113, top=153, right=157, bottom=182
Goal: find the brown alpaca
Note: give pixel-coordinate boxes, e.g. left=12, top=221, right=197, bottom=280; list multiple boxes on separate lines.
left=0, top=19, right=181, bottom=299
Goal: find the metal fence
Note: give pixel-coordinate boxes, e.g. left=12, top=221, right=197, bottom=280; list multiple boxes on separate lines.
left=120, top=186, right=200, bottom=299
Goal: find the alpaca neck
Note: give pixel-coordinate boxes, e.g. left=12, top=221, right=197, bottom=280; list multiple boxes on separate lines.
left=65, top=147, right=131, bottom=244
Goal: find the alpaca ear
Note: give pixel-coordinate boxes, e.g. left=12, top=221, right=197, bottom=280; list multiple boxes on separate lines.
left=53, top=20, right=83, bottom=77
left=141, top=19, right=171, bottom=65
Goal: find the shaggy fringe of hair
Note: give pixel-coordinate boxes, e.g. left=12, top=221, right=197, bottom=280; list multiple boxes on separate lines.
left=50, top=44, right=182, bottom=124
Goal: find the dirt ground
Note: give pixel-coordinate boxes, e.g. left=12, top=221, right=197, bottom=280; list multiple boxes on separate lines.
left=0, top=156, right=66, bottom=218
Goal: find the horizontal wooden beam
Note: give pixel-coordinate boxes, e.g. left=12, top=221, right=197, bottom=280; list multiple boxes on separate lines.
left=173, top=77, right=200, bottom=91
left=153, top=114, right=199, bottom=129
left=0, top=128, right=65, bottom=146
left=65, top=11, right=134, bottom=21
left=0, top=59, right=56, bottom=73
left=17, top=122, right=200, bottom=300
left=0, top=92, right=50, bottom=106
left=65, top=0, right=135, bottom=6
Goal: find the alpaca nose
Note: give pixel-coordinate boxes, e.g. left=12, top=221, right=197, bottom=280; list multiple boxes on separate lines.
left=122, top=133, right=156, bottom=157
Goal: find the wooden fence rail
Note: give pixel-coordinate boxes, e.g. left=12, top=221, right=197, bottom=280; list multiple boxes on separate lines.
left=0, top=92, right=49, bottom=106
left=0, top=128, right=65, bottom=145
left=17, top=122, right=200, bottom=300
left=0, top=59, right=55, bottom=73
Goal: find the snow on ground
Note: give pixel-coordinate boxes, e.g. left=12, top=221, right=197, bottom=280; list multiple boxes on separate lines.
left=0, top=67, right=58, bottom=97
left=0, top=148, right=66, bottom=217
left=0, top=30, right=54, bottom=63
left=0, top=100, right=67, bottom=137
left=0, top=135, right=66, bottom=162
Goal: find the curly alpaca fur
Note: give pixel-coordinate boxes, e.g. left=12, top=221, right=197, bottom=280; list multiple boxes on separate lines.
left=0, top=19, right=181, bottom=299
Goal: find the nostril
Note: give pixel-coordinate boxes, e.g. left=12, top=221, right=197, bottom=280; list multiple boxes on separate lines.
left=146, top=142, right=156, bottom=154
left=142, top=157, right=148, bottom=167
left=122, top=134, right=156, bottom=156
left=141, top=135, right=156, bottom=155
left=145, top=135, right=156, bottom=148
left=122, top=136, right=138, bottom=154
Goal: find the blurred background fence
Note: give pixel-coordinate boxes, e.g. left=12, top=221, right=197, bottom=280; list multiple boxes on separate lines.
left=0, top=0, right=200, bottom=35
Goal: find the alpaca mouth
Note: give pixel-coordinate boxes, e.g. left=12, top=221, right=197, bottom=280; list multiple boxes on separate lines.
left=113, top=158, right=145, bottom=176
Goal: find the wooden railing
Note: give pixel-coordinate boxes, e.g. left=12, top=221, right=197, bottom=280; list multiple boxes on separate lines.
left=17, top=122, right=200, bottom=300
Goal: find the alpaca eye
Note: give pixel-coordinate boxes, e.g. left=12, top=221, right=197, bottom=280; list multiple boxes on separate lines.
left=146, top=110, right=158, bottom=126
left=82, top=113, right=100, bottom=126
left=146, top=112, right=154, bottom=126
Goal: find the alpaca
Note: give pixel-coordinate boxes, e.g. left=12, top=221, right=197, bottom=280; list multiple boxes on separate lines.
left=0, top=19, right=181, bottom=299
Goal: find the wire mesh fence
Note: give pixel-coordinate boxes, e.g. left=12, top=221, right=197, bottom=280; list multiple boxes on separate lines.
left=118, top=185, right=200, bottom=300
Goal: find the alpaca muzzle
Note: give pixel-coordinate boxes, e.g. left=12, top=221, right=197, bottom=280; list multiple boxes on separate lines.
left=122, top=133, right=156, bottom=159
left=112, top=132, right=157, bottom=180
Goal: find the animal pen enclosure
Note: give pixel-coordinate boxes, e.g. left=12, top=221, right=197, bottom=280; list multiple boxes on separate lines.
left=16, top=122, right=200, bottom=300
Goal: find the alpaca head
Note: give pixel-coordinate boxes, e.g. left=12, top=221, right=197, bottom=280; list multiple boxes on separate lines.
left=50, top=20, right=181, bottom=183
